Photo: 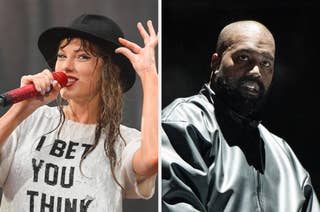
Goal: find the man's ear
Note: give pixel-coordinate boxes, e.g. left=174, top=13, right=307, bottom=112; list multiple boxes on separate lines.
left=209, top=53, right=220, bottom=85
left=211, top=53, right=220, bottom=72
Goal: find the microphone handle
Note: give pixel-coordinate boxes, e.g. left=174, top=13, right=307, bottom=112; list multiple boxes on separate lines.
left=0, top=72, right=67, bottom=107
left=0, top=84, right=40, bottom=107
left=0, top=84, right=39, bottom=107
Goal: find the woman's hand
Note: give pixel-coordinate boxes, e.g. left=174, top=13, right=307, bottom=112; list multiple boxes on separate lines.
left=17, top=69, right=61, bottom=113
left=115, top=20, right=158, bottom=80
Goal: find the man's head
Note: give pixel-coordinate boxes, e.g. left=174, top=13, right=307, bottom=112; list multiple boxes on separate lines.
left=209, top=20, right=275, bottom=118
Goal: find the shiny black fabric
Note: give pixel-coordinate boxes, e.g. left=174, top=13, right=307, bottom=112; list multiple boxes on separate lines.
left=161, top=84, right=320, bottom=212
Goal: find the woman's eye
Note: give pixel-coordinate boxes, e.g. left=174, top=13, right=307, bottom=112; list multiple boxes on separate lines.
left=57, top=54, right=66, bottom=59
left=78, top=55, right=91, bottom=60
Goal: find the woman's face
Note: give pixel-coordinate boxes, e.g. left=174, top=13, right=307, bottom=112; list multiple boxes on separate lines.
left=55, top=38, right=104, bottom=103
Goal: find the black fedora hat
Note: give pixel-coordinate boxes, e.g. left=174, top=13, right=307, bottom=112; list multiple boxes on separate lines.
left=38, top=14, right=136, bottom=92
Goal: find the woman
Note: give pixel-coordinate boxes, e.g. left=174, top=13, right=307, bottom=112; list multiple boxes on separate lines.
left=0, top=14, right=158, bottom=211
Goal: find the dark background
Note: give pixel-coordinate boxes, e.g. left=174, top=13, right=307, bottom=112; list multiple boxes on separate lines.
left=162, top=0, right=320, bottom=199
left=0, top=0, right=158, bottom=211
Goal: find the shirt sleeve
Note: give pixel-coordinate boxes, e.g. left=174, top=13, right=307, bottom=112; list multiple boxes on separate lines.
left=0, top=107, right=41, bottom=188
left=161, top=94, right=220, bottom=212
left=161, top=118, right=216, bottom=212
left=0, top=124, right=21, bottom=187
left=120, top=126, right=156, bottom=199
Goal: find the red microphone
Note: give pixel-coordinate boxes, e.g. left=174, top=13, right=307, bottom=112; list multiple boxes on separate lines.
left=0, top=72, right=68, bottom=107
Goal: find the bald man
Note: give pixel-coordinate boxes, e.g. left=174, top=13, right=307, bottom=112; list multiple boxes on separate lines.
left=161, top=20, right=320, bottom=211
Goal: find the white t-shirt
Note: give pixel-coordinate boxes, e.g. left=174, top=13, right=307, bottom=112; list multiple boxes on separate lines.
left=0, top=106, right=156, bottom=212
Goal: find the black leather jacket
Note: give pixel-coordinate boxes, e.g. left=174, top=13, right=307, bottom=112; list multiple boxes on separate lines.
left=162, top=84, right=320, bottom=212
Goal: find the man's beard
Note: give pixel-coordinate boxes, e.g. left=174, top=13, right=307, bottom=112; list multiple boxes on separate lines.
left=212, top=75, right=267, bottom=119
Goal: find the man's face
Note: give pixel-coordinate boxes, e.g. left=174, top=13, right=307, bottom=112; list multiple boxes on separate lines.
left=212, top=32, right=275, bottom=115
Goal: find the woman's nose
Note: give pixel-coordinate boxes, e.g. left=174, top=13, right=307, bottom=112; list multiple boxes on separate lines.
left=55, top=58, right=75, bottom=73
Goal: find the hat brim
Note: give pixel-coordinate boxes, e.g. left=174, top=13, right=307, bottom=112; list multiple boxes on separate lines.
left=38, top=27, right=136, bottom=92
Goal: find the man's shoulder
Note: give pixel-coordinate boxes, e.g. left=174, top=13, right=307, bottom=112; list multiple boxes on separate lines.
left=259, top=125, right=311, bottom=178
left=258, top=124, right=284, bottom=145
left=162, top=92, right=213, bottom=122
left=258, top=124, right=301, bottom=162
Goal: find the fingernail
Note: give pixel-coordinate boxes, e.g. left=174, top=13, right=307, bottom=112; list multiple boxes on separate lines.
left=46, top=86, right=51, bottom=92
left=50, top=79, right=54, bottom=85
left=41, top=90, right=45, bottom=95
